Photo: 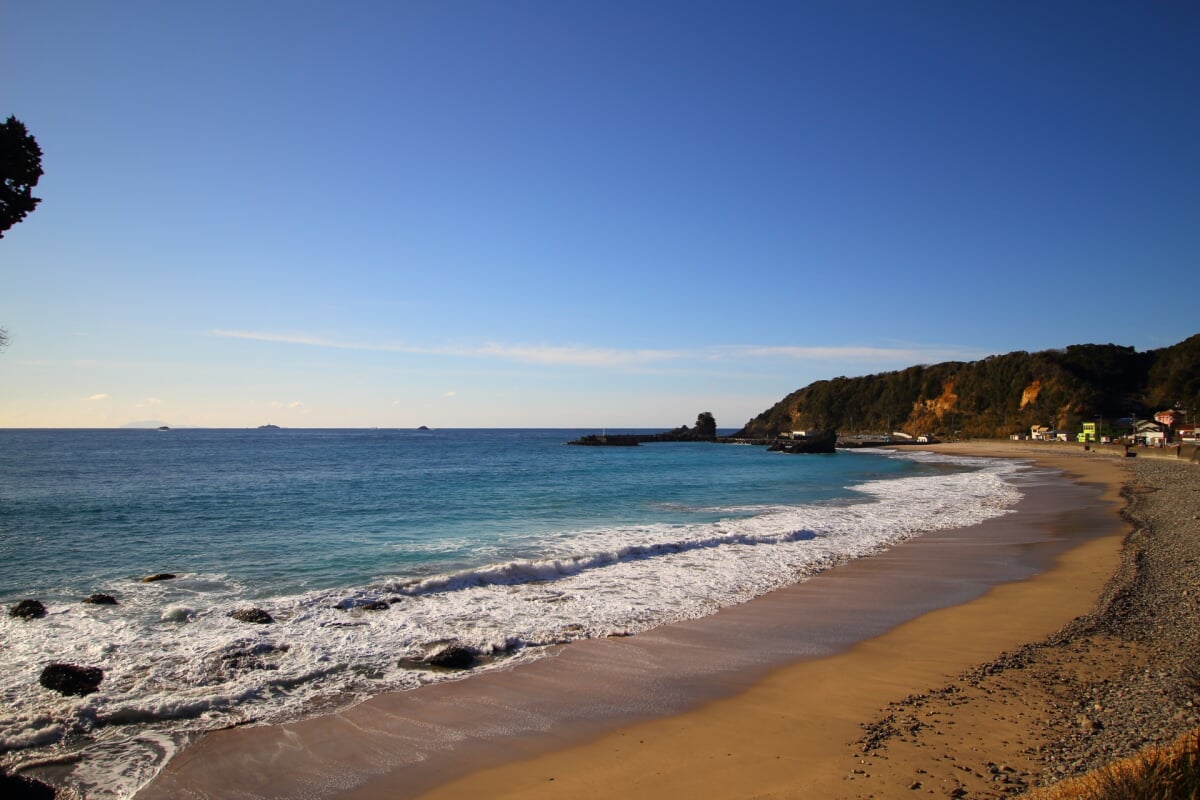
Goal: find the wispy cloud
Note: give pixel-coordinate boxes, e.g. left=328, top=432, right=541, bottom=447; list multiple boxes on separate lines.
left=88, top=393, right=109, bottom=401
left=718, top=344, right=980, bottom=364
left=209, top=330, right=976, bottom=369
left=213, top=330, right=367, bottom=350
left=472, top=343, right=684, bottom=366
left=209, top=329, right=682, bottom=366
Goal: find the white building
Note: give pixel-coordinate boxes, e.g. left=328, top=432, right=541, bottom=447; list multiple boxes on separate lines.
left=1134, top=420, right=1166, bottom=445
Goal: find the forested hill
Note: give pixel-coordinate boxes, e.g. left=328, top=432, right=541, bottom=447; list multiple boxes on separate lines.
left=734, top=334, right=1200, bottom=440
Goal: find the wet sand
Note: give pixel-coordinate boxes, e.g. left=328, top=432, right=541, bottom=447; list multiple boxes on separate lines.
left=138, top=443, right=1130, bottom=800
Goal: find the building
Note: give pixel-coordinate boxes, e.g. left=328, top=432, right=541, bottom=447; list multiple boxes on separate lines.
left=1134, top=420, right=1166, bottom=445
left=1030, top=425, right=1053, bottom=441
left=1155, top=409, right=1182, bottom=427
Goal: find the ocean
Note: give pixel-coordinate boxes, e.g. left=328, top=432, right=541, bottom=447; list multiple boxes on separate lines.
left=0, top=428, right=1024, bottom=798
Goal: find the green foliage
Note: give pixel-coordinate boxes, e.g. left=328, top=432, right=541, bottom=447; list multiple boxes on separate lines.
left=1147, top=334, right=1200, bottom=411
left=0, top=116, right=44, bottom=238
left=735, top=336, right=1200, bottom=439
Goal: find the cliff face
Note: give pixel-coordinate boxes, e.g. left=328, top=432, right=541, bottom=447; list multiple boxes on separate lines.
left=734, top=335, right=1200, bottom=439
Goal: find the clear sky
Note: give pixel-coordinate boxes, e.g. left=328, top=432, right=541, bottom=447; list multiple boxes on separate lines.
left=2, top=1, right=1197, bottom=429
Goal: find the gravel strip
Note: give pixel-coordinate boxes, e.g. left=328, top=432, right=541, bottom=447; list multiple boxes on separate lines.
left=1033, top=458, right=1200, bottom=779
left=853, top=457, right=1200, bottom=797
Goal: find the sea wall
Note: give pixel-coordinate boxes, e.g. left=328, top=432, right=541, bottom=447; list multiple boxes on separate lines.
left=998, top=439, right=1199, bottom=463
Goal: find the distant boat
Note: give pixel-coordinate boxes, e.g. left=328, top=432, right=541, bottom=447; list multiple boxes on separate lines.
left=258, top=424, right=281, bottom=430
left=156, top=426, right=170, bottom=431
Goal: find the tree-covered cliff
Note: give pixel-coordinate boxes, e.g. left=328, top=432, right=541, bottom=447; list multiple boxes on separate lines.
left=734, top=335, right=1200, bottom=439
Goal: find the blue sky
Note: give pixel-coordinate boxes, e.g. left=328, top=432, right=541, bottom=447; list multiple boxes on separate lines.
left=2, top=1, right=1197, bottom=428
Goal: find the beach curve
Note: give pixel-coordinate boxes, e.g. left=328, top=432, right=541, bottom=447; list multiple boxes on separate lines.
left=127, top=441, right=1189, bottom=799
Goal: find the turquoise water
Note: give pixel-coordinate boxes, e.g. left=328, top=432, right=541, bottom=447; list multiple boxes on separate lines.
left=0, top=428, right=1022, bottom=798
left=0, top=428, right=909, bottom=599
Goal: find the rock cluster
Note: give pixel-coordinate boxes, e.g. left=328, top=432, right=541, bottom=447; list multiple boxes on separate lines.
left=424, top=645, right=478, bottom=669
left=228, top=608, right=274, bottom=624
left=209, top=643, right=291, bottom=682
left=8, top=599, right=46, bottom=619
left=39, top=663, right=104, bottom=697
left=399, top=644, right=480, bottom=671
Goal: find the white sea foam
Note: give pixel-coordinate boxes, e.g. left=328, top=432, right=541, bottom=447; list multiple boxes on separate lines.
left=0, top=451, right=1023, bottom=798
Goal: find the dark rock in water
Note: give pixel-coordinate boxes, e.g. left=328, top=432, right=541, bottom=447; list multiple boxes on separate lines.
left=9, top=599, right=47, bottom=619
left=142, top=573, right=176, bottom=583
left=399, top=642, right=488, bottom=671
left=83, top=593, right=118, bottom=605
left=424, top=646, right=478, bottom=670
left=220, top=643, right=289, bottom=673
left=40, top=663, right=104, bottom=696
left=334, top=596, right=391, bottom=611
left=229, top=608, right=274, bottom=624
left=0, top=767, right=57, bottom=800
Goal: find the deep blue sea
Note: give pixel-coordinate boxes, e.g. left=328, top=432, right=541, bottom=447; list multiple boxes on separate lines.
left=0, top=428, right=1023, bottom=798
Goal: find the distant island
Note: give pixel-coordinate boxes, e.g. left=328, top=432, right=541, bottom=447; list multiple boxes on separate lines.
left=258, top=424, right=281, bottom=430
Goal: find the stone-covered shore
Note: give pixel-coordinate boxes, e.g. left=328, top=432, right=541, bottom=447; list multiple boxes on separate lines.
left=852, top=456, right=1200, bottom=797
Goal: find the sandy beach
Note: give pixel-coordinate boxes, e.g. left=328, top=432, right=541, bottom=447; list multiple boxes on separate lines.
left=137, top=442, right=1200, bottom=800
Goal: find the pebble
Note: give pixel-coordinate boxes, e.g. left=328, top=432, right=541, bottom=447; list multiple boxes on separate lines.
left=853, top=457, right=1200, bottom=793
left=1034, top=460, right=1200, bottom=780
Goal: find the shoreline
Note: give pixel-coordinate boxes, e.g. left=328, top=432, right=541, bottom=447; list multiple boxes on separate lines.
left=409, top=443, right=1138, bottom=800
left=414, top=443, right=1199, bottom=800
left=133, top=443, right=1144, bottom=799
